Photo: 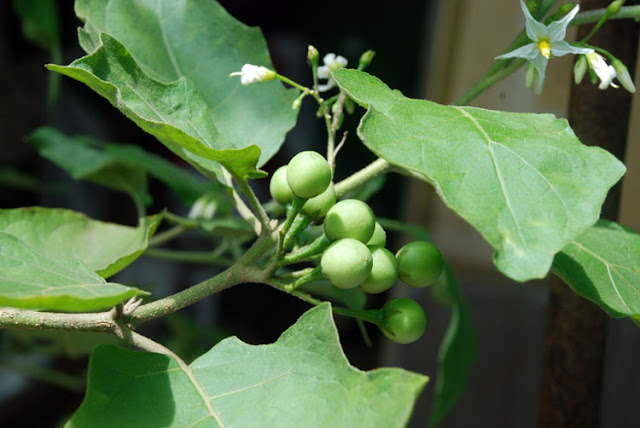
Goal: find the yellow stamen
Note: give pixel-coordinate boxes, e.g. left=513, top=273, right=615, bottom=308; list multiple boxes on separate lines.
left=538, top=40, right=551, bottom=59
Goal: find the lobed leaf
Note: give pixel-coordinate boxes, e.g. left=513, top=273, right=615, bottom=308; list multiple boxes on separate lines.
left=333, top=69, right=625, bottom=281
left=68, top=304, right=427, bottom=427
left=553, top=220, right=640, bottom=322
left=0, top=233, right=146, bottom=312
left=0, top=207, right=160, bottom=278
left=50, top=0, right=298, bottom=180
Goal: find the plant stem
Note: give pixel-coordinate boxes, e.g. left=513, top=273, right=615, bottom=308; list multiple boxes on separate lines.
left=288, top=289, right=384, bottom=325
left=278, top=235, right=331, bottom=267
left=222, top=169, right=261, bottom=236
left=452, top=59, right=526, bottom=106
left=334, top=158, right=392, bottom=197
left=233, top=172, right=272, bottom=236
left=0, top=308, right=114, bottom=332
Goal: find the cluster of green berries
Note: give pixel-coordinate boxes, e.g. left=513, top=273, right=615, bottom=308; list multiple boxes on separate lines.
left=270, top=151, right=444, bottom=344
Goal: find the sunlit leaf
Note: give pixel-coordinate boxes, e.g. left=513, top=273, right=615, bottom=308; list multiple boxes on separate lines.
left=68, top=304, right=427, bottom=427
left=0, top=207, right=160, bottom=278
left=0, top=233, right=146, bottom=311
left=334, top=69, right=625, bottom=281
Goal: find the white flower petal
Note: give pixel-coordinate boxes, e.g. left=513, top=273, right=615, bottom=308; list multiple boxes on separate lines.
left=317, top=65, right=331, bottom=79
left=318, top=79, right=337, bottom=92
left=520, top=0, right=549, bottom=41
left=547, top=5, right=580, bottom=41
left=496, top=43, right=540, bottom=61
left=550, top=41, right=593, bottom=57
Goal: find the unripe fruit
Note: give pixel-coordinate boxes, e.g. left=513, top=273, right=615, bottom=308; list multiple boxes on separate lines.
left=381, top=298, right=426, bottom=344
left=301, top=183, right=336, bottom=220
left=366, top=222, right=386, bottom=247
left=323, top=199, right=376, bottom=243
left=359, top=247, right=398, bottom=294
left=321, top=238, right=373, bottom=289
left=395, top=241, right=444, bottom=287
left=286, top=151, right=332, bottom=198
left=269, top=166, right=293, bottom=205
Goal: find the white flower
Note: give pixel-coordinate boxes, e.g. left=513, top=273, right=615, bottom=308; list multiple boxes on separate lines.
left=230, top=64, right=276, bottom=85
left=496, top=0, right=593, bottom=93
left=317, top=53, right=348, bottom=92
left=586, top=52, right=619, bottom=90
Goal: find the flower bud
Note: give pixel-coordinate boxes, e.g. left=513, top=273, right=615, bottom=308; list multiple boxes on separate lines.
left=607, top=0, right=624, bottom=15
left=307, top=45, right=319, bottom=68
left=611, top=58, right=636, bottom=93
left=526, top=62, right=536, bottom=89
left=574, top=55, right=588, bottom=84
left=292, top=93, right=305, bottom=110
left=358, top=50, right=376, bottom=70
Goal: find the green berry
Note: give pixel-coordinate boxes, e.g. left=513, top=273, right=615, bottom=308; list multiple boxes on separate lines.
left=396, top=241, right=444, bottom=287
left=286, top=151, right=332, bottom=198
left=269, top=166, right=293, bottom=205
left=323, top=199, right=376, bottom=243
left=321, top=238, right=373, bottom=289
left=359, top=247, right=398, bottom=294
left=366, top=222, right=386, bottom=247
left=380, top=298, right=426, bottom=344
left=301, top=183, right=336, bottom=220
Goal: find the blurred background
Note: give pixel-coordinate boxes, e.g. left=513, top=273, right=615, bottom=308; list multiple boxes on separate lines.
left=1, top=0, right=639, bottom=426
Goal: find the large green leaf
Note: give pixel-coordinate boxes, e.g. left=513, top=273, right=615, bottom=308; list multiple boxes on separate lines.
left=29, top=127, right=218, bottom=205
left=0, top=207, right=160, bottom=278
left=334, top=69, right=626, bottom=281
left=50, top=0, right=298, bottom=179
left=553, top=220, right=640, bottom=324
left=68, top=304, right=427, bottom=427
left=0, top=233, right=146, bottom=311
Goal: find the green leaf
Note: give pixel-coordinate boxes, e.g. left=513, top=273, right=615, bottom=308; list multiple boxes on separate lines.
left=0, top=207, right=161, bottom=278
left=428, top=265, right=476, bottom=427
left=334, top=69, right=626, bottom=281
left=28, top=127, right=150, bottom=210
left=51, top=0, right=298, bottom=179
left=0, top=233, right=146, bottom=311
left=553, top=220, right=640, bottom=321
left=68, top=304, right=427, bottom=427
left=29, top=127, right=218, bottom=205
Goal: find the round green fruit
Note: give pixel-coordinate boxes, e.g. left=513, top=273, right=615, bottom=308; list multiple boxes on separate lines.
left=396, top=241, right=444, bottom=287
left=301, top=183, right=336, bottom=220
left=286, top=151, right=332, bottom=198
left=269, top=166, right=293, bottom=205
left=321, top=238, right=373, bottom=289
left=380, top=298, right=426, bottom=344
left=366, top=222, right=386, bottom=247
left=323, top=199, right=376, bottom=243
left=359, top=247, right=398, bottom=294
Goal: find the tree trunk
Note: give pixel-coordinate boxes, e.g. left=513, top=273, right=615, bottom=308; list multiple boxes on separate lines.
left=538, top=1, right=639, bottom=427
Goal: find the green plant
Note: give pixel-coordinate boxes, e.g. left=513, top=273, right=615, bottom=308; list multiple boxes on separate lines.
left=2, top=0, right=639, bottom=426
left=359, top=246, right=398, bottom=294
left=396, top=241, right=445, bottom=287
left=324, top=199, right=376, bottom=242
left=286, top=151, right=332, bottom=198
left=321, top=238, right=373, bottom=289
left=381, top=298, right=427, bottom=344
